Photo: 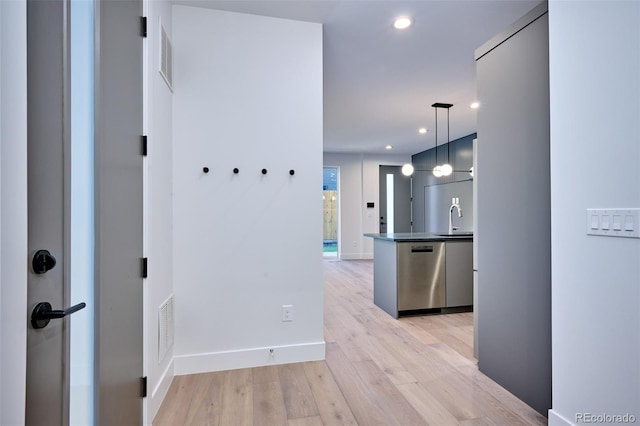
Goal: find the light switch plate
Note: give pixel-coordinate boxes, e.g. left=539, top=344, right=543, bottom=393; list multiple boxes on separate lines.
left=282, top=305, right=293, bottom=322
left=587, top=208, right=640, bottom=238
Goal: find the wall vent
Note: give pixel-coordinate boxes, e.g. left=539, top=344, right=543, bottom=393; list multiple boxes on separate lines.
left=158, top=295, right=174, bottom=363
left=159, top=17, right=173, bottom=91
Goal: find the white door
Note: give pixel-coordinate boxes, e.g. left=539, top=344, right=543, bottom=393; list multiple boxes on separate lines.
left=25, top=0, right=144, bottom=424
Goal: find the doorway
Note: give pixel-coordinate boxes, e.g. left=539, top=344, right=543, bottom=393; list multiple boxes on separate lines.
left=379, top=165, right=412, bottom=233
left=323, top=167, right=339, bottom=258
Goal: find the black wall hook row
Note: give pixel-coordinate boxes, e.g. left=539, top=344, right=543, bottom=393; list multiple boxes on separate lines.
left=233, top=168, right=239, bottom=174
left=261, top=168, right=268, bottom=175
left=289, top=169, right=295, bottom=176
left=203, top=167, right=209, bottom=173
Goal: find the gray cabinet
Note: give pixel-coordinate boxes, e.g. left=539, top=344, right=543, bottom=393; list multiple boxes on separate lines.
left=474, top=2, right=551, bottom=416
left=445, top=241, right=473, bottom=307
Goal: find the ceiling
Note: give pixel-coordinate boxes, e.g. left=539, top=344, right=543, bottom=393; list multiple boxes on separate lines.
left=172, top=0, right=541, bottom=155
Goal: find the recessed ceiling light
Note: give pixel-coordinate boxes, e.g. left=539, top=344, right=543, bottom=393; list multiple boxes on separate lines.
left=418, top=127, right=427, bottom=134
left=470, top=102, right=480, bottom=109
left=393, top=16, right=413, bottom=30
left=385, top=145, right=393, bottom=150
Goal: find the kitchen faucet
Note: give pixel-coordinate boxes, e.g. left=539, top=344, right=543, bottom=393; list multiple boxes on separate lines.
left=448, top=197, right=463, bottom=234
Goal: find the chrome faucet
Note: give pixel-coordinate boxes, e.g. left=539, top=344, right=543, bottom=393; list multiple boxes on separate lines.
left=448, top=197, right=463, bottom=234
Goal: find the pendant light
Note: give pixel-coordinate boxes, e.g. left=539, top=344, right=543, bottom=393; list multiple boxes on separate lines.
left=401, top=102, right=455, bottom=177
left=432, top=102, right=453, bottom=177
left=401, top=163, right=414, bottom=176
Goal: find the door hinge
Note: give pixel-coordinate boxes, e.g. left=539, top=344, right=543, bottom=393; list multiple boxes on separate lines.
left=140, top=376, right=147, bottom=398
left=141, top=135, right=148, bottom=156
left=141, top=257, right=148, bottom=278
left=141, top=17, right=148, bottom=38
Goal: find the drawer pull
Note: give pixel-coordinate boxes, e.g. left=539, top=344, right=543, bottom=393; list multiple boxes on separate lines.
left=411, top=246, right=433, bottom=253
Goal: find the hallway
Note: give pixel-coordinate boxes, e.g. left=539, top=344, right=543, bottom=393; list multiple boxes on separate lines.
left=154, top=260, right=546, bottom=425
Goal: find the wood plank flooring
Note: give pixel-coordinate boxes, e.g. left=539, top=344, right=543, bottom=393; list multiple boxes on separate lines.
left=153, top=260, right=547, bottom=426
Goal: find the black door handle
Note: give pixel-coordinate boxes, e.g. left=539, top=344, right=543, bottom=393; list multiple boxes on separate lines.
left=31, top=301, right=86, bottom=329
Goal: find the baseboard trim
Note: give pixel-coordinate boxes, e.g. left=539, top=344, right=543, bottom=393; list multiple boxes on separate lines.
left=148, top=358, right=175, bottom=423
left=173, top=341, right=326, bottom=376
left=339, top=253, right=361, bottom=260
left=339, top=253, right=373, bottom=260
left=548, top=409, right=574, bottom=426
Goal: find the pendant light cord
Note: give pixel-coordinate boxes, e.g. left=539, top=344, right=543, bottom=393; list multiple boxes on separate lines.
left=447, top=107, right=450, bottom=167
left=434, top=106, right=438, bottom=166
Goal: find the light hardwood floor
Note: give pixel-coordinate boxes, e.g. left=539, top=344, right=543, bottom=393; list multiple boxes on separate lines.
left=153, top=260, right=547, bottom=426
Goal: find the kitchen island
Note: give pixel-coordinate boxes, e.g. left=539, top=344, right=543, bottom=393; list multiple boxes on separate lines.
left=365, top=233, right=473, bottom=318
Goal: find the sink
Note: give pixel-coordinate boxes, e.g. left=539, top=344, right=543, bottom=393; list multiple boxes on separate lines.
left=436, top=232, right=474, bottom=237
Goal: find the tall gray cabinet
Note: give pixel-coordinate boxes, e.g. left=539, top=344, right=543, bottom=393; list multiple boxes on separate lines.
left=474, top=2, right=551, bottom=416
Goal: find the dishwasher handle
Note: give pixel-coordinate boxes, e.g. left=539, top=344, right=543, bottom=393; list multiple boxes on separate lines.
left=411, top=246, right=434, bottom=253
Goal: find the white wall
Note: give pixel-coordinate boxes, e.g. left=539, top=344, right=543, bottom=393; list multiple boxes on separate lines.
left=323, top=153, right=410, bottom=259
left=145, top=0, right=174, bottom=421
left=172, top=6, right=324, bottom=374
left=1, top=2, right=4, bottom=416
left=0, top=1, right=28, bottom=424
left=548, top=2, right=640, bottom=424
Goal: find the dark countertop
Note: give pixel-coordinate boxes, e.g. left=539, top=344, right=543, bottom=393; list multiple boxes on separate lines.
left=364, top=232, right=473, bottom=242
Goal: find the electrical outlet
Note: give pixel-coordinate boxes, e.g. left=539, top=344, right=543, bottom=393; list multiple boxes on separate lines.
left=282, top=305, right=293, bottom=322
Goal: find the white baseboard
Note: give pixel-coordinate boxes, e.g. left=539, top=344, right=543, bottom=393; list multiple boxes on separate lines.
left=548, top=409, right=574, bottom=426
left=173, top=341, right=326, bottom=376
left=339, top=253, right=373, bottom=260
left=148, top=358, right=175, bottom=424
left=339, top=253, right=361, bottom=260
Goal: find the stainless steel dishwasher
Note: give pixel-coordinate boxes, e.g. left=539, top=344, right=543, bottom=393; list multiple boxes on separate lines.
left=397, top=242, right=446, bottom=310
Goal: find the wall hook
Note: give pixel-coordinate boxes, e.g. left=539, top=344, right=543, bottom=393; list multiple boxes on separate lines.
left=289, top=169, right=295, bottom=176
left=261, top=168, right=268, bottom=175
left=203, top=167, right=209, bottom=174
left=233, top=168, right=239, bottom=174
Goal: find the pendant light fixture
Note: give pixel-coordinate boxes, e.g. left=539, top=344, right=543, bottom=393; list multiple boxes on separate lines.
left=401, top=102, right=456, bottom=177
left=432, top=102, right=453, bottom=177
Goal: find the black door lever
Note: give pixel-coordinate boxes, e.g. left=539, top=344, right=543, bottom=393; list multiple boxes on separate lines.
left=31, top=301, right=86, bottom=329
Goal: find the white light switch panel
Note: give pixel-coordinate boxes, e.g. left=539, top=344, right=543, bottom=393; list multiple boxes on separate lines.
left=587, top=208, right=640, bottom=238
